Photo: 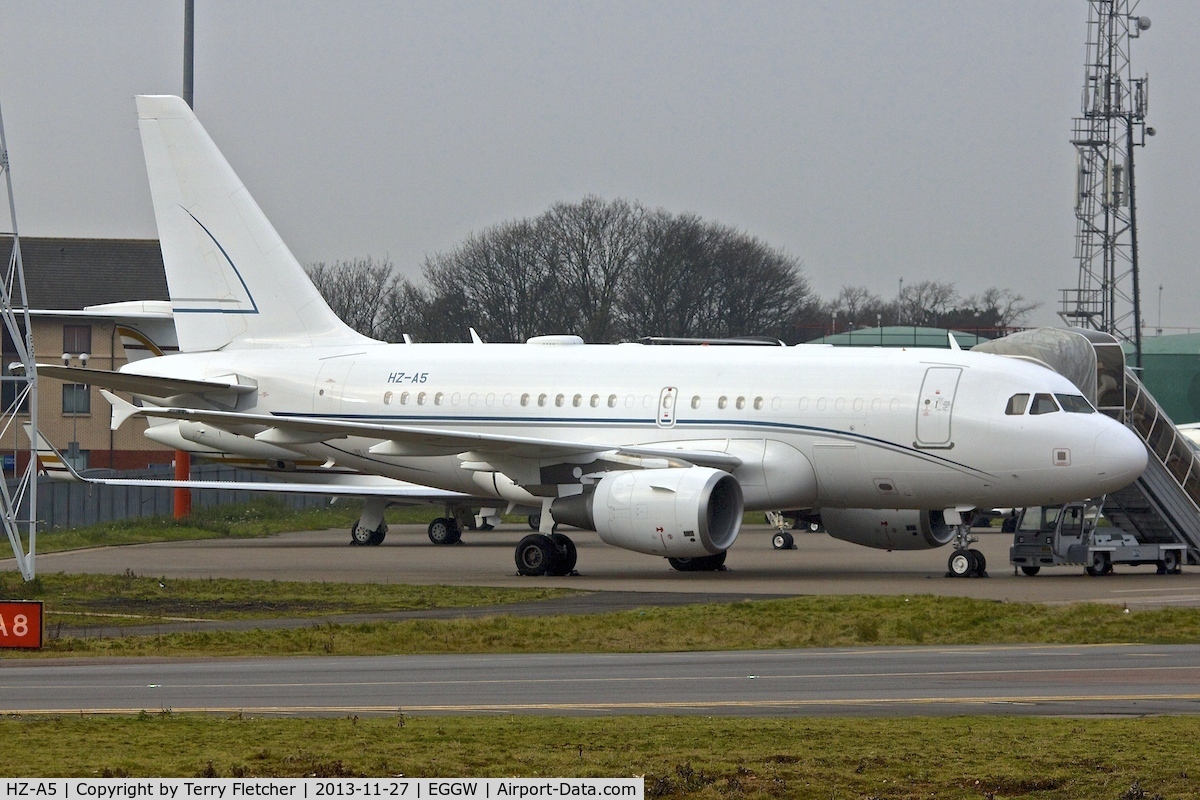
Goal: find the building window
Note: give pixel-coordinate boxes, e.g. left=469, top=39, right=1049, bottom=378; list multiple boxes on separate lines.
left=63, top=384, right=90, bottom=414
left=63, top=325, right=92, bottom=356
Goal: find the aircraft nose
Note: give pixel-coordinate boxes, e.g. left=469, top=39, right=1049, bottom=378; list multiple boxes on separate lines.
left=1094, top=423, right=1148, bottom=484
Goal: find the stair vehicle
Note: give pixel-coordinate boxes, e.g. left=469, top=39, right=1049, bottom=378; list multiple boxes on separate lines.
left=1009, top=501, right=1186, bottom=576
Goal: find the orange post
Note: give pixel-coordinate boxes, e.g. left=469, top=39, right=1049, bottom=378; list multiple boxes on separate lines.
left=173, top=449, right=192, bottom=518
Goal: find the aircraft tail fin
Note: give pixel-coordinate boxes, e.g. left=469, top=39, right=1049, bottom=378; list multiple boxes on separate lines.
left=135, top=95, right=377, bottom=352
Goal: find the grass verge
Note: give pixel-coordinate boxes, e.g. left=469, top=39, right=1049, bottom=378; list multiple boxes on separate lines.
left=0, top=571, right=573, bottom=631
left=12, top=593, right=1200, bottom=658
left=0, top=714, right=1195, bottom=797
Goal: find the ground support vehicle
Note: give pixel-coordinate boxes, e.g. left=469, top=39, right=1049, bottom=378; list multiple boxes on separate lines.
left=1009, top=501, right=1187, bottom=576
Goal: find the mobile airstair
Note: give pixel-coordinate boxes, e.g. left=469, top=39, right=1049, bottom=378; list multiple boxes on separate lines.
left=977, top=329, right=1200, bottom=564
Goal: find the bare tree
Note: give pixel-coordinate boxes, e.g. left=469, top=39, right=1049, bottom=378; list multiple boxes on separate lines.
left=305, top=257, right=396, bottom=339
left=974, top=287, right=1041, bottom=328
left=894, top=280, right=959, bottom=327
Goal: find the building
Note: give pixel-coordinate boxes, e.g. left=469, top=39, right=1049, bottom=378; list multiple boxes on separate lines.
left=1, top=236, right=174, bottom=471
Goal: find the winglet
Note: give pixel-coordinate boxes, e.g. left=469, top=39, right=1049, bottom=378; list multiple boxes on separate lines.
left=101, top=389, right=145, bottom=431
left=20, top=424, right=83, bottom=482
left=469, top=327, right=484, bottom=344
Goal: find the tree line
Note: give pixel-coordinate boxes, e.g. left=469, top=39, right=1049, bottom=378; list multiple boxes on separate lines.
left=306, top=196, right=1038, bottom=344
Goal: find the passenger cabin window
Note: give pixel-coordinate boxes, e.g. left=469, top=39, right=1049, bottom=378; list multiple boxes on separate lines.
left=1030, top=393, right=1060, bottom=415
left=538, top=393, right=548, bottom=407
left=521, top=393, right=530, bottom=407
left=718, top=396, right=728, bottom=410
left=753, top=397, right=763, bottom=410
left=434, top=392, right=444, bottom=405
left=590, top=394, right=599, bottom=408
left=1005, top=393, right=1030, bottom=415
left=1056, top=393, right=1096, bottom=414
left=608, top=394, right=617, bottom=408
left=572, top=394, right=582, bottom=407
left=736, top=396, right=745, bottom=410
left=555, top=394, right=565, bottom=407
left=691, top=396, right=701, bottom=409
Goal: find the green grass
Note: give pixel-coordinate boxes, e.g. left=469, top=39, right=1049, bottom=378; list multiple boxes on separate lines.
left=5, top=498, right=453, bottom=556
left=0, top=572, right=573, bottom=631
left=11, top=592, right=1200, bottom=658
left=0, top=714, right=1195, bottom=797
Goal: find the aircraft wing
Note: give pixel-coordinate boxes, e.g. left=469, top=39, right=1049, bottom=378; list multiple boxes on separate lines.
left=36, top=364, right=256, bottom=400
left=23, top=423, right=470, bottom=500
left=101, top=391, right=744, bottom=471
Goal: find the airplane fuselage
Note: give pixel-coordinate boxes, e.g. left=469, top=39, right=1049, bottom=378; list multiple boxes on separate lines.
left=128, top=340, right=1146, bottom=512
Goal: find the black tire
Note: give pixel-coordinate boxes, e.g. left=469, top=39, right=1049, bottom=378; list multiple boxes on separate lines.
left=1020, top=565, right=1041, bottom=576
left=1085, top=551, right=1110, bottom=577
left=367, top=524, right=387, bottom=546
left=349, top=522, right=375, bottom=546
left=772, top=531, right=794, bottom=550
left=947, top=549, right=974, bottom=578
left=969, top=548, right=987, bottom=577
left=808, top=521, right=822, bottom=533
left=515, top=533, right=557, bottom=576
left=549, top=532, right=577, bottom=575
left=668, top=551, right=727, bottom=572
left=527, top=514, right=541, bottom=531
left=1161, top=550, right=1181, bottom=575
left=478, top=522, right=495, bottom=531
left=427, top=517, right=461, bottom=545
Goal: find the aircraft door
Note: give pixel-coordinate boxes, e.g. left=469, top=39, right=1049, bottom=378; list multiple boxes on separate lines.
left=315, top=356, right=357, bottom=414
left=915, top=367, right=961, bottom=447
left=657, top=387, right=678, bottom=428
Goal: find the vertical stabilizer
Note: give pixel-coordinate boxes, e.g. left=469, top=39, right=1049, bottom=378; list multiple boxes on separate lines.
left=135, top=95, right=376, bottom=352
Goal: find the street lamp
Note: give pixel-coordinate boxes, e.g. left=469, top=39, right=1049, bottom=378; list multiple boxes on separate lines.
left=61, top=352, right=89, bottom=470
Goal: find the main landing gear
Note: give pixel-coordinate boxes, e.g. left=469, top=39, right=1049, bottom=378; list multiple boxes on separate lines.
left=514, top=532, right=578, bottom=576
left=668, top=551, right=728, bottom=572
left=427, top=517, right=462, bottom=545
left=349, top=498, right=388, bottom=546
left=946, top=525, right=987, bottom=578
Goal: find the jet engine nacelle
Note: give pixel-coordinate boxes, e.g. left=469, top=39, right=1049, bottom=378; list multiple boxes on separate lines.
left=551, top=467, right=743, bottom=557
left=820, top=508, right=957, bottom=551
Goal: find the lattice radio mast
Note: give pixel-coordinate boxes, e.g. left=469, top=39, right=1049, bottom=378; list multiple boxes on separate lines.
left=1059, top=1, right=1154, bottom=368
left=0, top=101, right=39, bottom=580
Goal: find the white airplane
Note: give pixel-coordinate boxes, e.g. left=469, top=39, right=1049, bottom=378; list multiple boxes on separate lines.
left=34, top=95, right=1148, bottom=577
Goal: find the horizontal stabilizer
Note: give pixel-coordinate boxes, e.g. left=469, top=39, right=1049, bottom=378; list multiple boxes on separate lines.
left=37, top=364, right=256, bottom=400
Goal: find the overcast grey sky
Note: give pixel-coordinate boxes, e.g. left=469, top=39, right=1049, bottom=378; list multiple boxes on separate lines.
left=1, top=1, right=1197, bottom=330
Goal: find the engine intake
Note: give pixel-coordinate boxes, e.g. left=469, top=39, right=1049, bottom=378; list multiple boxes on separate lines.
left=820, top=508, right=957, bottom=551
left=551, top=467, right=743, bottom=557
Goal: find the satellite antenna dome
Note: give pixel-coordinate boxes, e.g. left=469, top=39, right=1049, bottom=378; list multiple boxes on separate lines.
left=1138, top=16, right=1151, bottom=30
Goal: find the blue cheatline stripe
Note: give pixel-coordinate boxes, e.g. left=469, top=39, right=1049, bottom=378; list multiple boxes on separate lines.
left=172, top=207, right=260, bottom=315
left=274, top=410, right=995, bottom=479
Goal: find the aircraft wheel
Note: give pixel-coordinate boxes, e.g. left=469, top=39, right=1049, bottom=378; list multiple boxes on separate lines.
left=548, top=533, right=577, bottom=575
left=668, top=551, right=727, bottom=572
left=527, top=514, right=541, bottom=531
left=969, top=548, right=987, bottom=577
left=1085, top=551, right=1111, bottom=577
left=1020, top=565, right=1041, bottom=576
left=428, top=517, right=461, bottom=545
left=478, top=523, right=495, bottom=531
left=367, top=524, right=387, bottom=546
left=772, top=531, right=794, bottom=550
left=349, top=522, right=375, bottom=546
left=1159, top=550, right=1181, bottom=575
left=515, top=533, right=557, bottom=576
left=807, top=521, right=822, bottom=532
left=947, top=549, right=975, bottom=578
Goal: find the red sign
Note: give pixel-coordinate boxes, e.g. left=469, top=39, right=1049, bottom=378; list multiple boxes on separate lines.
left=0, top=601, right=43, bottom=649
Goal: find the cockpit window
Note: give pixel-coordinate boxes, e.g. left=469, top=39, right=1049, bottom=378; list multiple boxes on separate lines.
left=1030, top=393, right=1060, bottom=415
left=1005, top=393, right=1030, bottom=415
left=1055, top=393, right=1096, bottom=414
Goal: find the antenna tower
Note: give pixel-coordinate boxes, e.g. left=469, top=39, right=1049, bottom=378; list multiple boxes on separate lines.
left=1059, top=1, right=1153, bottom=367
left=0, top=101, right=39, bottom=580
